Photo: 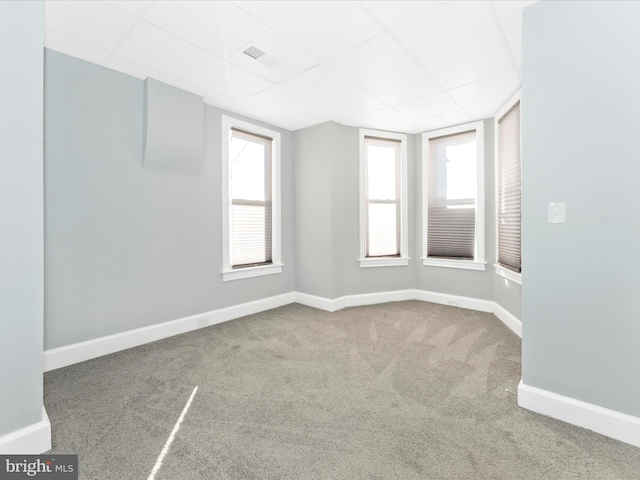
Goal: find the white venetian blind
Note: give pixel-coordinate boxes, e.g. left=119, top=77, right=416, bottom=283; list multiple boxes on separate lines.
left=365, top=136, right=401, bottom=257
left=427, top=130, right=477, bottom=259
left=497, top=102, right=522, bottom=272
left=230, top=128, right=272, bottom=268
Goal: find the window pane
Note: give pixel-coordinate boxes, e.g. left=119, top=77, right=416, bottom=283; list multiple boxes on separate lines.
left=367, top=203, right=398, bottom=256
left=445, top=142, right=476, bottom=201
left=231, top=203, right=271, bottom=266
left=230, top=137, right=265, bottom=201
left=427, top=130, right=477, bottom=259
left=367, top=145, right=397, bottom=200
left=497, top=102, right=521, bottom=272
left=229, top=128, right=273, bottom=269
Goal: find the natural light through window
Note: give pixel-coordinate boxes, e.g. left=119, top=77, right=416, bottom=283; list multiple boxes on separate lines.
left=422, top=121, right=485, bottom=270
left=230, top=139, right=265, bottom=201
left=445, top=142, right=476, bottom=205
left=367, top=143, right=398, bottom=257
left=229, top=129, right=272, bottom=268
left=221, top=116, right=282, bottom=281
left=359, top=130, right=408, bottom=267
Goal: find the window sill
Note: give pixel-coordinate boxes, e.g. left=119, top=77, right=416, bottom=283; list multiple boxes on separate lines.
left=421, top=257, right=486, bottom=271
left=222, top=263, right=283, bottom=282
left=494, top=264, right=522, bottom=285
left=359, top=257, right=410, bottom=268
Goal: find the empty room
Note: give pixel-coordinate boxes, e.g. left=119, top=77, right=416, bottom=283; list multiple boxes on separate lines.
left=1, top=0, right=639, bottom=478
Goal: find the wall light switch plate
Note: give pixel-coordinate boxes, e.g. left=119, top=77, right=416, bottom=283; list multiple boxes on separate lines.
left=548, top=202, right=566, bottom=223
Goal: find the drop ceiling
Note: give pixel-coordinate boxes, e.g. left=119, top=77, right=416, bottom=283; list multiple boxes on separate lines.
left=44, top=0, right=538, bottom=133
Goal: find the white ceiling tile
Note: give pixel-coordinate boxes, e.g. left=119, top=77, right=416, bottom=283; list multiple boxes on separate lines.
left=243, top=85, right=336, bottom=128
left=45, top=0, right=137, bottom=51
left=341, top=107, right=422, bottom=135
left=43, top=0, right=532, bottom=133
left=45, top=29, right=110, bottom=65
left=228, top=102, right=303, bottom=131
left=144, top=1, right=319, bottom=82
left=393, top=0, right=514, bottom=89
left=492, top=0, right=539, bottom=68
left=105, top=0, right=154, bottom=17
left=116, top=21, right=273, bottom=100
left=328, top=34, right=442, bottom=105
left=235, top=1, right=383, bottom=60
left=361, top=1, right=448, bottom=30
left=395, top=93, right=472, bottom=132
left=448, top=70, right=520, bottom=119
left=107, top=54, right=238, bottom=108
left=281, top=65, right=386, bottom=118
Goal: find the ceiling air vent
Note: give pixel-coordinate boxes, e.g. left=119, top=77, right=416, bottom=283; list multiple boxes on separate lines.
left=240, top=44, right=283, bottom=69
left=243, top=45, right=265, bottom=60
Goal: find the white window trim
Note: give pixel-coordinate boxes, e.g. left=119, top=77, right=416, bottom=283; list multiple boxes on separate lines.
left=494, top=90, right=522, bottom=284
left=221, top=116, right=282, bottom=282
left=421, top=120, right=485, bottom=270
left=359, top=257, right=410, bottom=268
left=494, top=264, right=522, bottom=284
left=359, top=128, right=409, bottom=268
left=423, top=258, right=487, bottom=271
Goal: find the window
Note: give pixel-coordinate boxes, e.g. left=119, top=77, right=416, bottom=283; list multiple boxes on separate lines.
left=359, top=129, right=408, bottom=267
left=221, top=116, right=281, bottom=281
left=422, top=121, right=485, bottom=270
left=495, top=92, right=522, bottom=284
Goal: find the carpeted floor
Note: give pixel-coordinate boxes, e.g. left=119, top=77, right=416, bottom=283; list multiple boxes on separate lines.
left=44, top=301, right=640, bottom=479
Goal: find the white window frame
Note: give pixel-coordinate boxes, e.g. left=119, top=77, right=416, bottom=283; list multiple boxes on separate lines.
left=494, top=91, right=522, bottom=285
left=422, top=121, right=486, bottom=271
left=221, top=116, right=282, bottom=281
left=359, top=128, right=409, bottom=268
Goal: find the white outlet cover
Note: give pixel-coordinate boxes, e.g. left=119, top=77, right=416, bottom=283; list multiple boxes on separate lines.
left=548, top=202, right=566, bottom=223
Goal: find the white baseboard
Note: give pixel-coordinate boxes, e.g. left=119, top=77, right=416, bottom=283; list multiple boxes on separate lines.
left=414, top=289, right=494, bottom=313
left=43, top=292, right=296, bottom=372
left=295, top=292, right=340, bottom=312
left=341, top=289, right=416, bottom=308
left=518, top=380, right=640, bottom=448
left=296, top=289, right=520, bottom=339
left=295, top=289, right=416, bottom=312
left=492, top=302, right=522, bottom=338
left=44, top=288, right=520, bottom=372
left=0, top=406, right=51, bottom=454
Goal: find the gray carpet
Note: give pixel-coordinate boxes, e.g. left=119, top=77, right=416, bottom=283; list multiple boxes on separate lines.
left=44, top=301, right=640, bottom=479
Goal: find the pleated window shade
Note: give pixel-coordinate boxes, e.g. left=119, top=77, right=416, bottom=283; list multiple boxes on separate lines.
left=497, top=102, right=522, bottom=272
left=365, top=136, right=402, bottom=257
left=229, top=128, right=272, bottom=268
left=427, top=130, right=477, bottom=259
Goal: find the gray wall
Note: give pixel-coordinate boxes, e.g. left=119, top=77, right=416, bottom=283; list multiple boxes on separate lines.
left=522, top=0, right=640, bottom=417
left=414, top=118, right=521, bottom=318
left=294, top=122, right=415, bottom=299
left=294, top=123, right=336, bottom=299
left=0, top=1, right=44, bottom=435
left=293, top=119, right=521, bottom=316
left=415, top=121, right=494, bottom=301
left=45, top=48, right=522, bottom=352
left=339, top=125, right=415, bottom=296
left=44, top=50, right=295, bottom=349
